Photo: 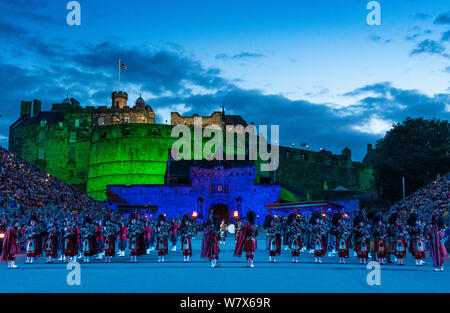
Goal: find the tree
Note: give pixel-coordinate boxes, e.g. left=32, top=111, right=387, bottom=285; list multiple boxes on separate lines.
left=372, top=118, right=449, bottom=202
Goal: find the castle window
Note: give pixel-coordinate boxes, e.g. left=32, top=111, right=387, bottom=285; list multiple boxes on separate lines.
left=98, top=117, right=105, bottom=126
left=40, top=119, right=47, bottom=127
left=38, top=148, right=45, bottom=160
left=69, top=132, right=77, bottom=143
left=75, top=119, right=80, bottom=128
left=124, top=117, right=130, bottom=124
left=39, top=131, right=46, bottom=143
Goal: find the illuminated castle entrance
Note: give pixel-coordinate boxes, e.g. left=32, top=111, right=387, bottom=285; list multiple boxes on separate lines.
left=211, top=203, right=228, bottom=222
left=106, top=158, right=280, bottom=222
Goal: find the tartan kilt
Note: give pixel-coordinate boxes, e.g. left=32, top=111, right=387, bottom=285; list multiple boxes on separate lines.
left=104, top=236, right=116, bottom=257
left=156, top=237, right=168, bottom=253
left=244, top=238, right=257, bottom=253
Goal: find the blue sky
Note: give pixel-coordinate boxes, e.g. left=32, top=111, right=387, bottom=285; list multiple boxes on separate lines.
left=0, top=0, right=449, bottom=160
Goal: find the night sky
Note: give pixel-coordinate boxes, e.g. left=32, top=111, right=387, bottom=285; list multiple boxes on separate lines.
left=0, top=0, right=449, bottom=160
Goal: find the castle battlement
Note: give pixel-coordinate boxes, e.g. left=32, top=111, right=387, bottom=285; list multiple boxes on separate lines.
left=170, top=111, right=224, bottom=128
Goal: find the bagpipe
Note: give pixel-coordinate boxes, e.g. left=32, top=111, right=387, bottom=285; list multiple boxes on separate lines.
left=103, top=224, right=118, bottom=238
left=81, top=225, right=96, bottom=240
left=24, top=227, right=37, bottom=241
left=156, top=224, right=169, bottom=239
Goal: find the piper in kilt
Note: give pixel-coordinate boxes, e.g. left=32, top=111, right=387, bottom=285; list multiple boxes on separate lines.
left=169, top=218, right=178, bottom=252
left=144, top=219, right=152, bottom=255
left=81, top=216, right=98, bottom=263
left=428, top=213, right=448, bottom=272
left=331, top=212, right=350, bottom=263
left=179, top=215, right=194, bottom=262
left=201, top=215, right=221, bottom=267
left=407, top=213, right=426, bottom=266
left=389, top=213, right=407, bottom=265
left=287, top=214, right=303, bottom=263
left=103, top=217, right=119, bottom=263
left=234, top=211, right=258, bottom=267
left=117, top=221, right=127, bottom=257
left=309, top=212, right=326, bottom=263
left=372, top=213, right=387, bottom=264
left=128, top=213, right=145, bottom=263
left=263, top=215, right=281, bottom=263
left=1, top=220, right=20, bottom=269
left=62, top=220, right=79, bottom=262
left=44, top=220, right=59, bottom=263
left=24, top=215, right=44, bottom=264
left=353, top=215, right=370, bottom=264
left=156, top=214, right=169, bottom=262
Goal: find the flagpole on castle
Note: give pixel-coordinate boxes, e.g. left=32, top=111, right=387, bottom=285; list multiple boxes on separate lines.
left=118, top=59, right=121, bottom=92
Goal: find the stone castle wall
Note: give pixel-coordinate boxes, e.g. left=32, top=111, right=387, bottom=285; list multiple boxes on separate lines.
left=9, top=95, right=375, bottom=202
left=171, top=112, right=223, bottom=128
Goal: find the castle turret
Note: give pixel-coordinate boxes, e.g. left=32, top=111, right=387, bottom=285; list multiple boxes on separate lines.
left=135, top=94, right=145, bottom=109
left=32, top=99, right=42, bottom=116
left=112, top=91, right=128, bottom=108
left=20, top=101, right=32, bottom=119
left=342, top=147, right=352, bottom=160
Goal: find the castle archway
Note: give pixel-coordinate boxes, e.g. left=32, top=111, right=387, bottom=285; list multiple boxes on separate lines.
left=210, top=203, right=229, bottom=222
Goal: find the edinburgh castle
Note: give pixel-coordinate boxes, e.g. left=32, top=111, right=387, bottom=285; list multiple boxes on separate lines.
left=9, top=91, right=376, bottom=204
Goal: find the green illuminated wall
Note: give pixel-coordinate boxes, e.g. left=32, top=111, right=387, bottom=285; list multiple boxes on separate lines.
left=9, top=113, right=91, bottom=191
left=87, top=124, right=176, bottom=200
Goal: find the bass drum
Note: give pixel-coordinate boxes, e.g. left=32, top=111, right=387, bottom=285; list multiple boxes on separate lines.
left=227, top=224, right=236, bottom=234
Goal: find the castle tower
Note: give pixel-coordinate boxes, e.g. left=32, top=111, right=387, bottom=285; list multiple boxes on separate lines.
left=112, top=91, right=128, bottom=108
left=135, top=94, right=145, bottom=109
left=32, top=99, right=42, bottom=116
left=20, top=101, right=32, bottom=119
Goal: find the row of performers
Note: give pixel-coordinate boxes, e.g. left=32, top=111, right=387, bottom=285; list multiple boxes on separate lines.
left=1, top=210, right=447, bottom=271
left=1, top=213, right=190, bottom=267
left=261, top=211, right=447, bottom=271
left=0, top=211, right=257, bottom=268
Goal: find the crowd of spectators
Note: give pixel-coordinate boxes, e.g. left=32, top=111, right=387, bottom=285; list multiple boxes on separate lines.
left=389, top=173, right=449, bottom=223
left=0, top=147, right=107, bottom=219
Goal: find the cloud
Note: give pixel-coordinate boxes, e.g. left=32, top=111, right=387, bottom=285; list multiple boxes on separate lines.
left=434, top=11, right=450, bottom=25
left=215, top=52, right=265, bottom=61
left=343, top=82, right=450, bottom=122
left=0, top=18, right=448, bottom=161
left=69, top=42, right=230, bottom=96
left=303, top=86, right=330, bottom=97
left=442, top=30, right=450, bottom=41
left=351, top=115, right=394, bottom=135
left=410, top=39, right=448, bottom=57
left=405, top=29, right=433, bottom=41
left=411, top=13, right=432, bottom=20
left=369, top=34, right=392, bottom=44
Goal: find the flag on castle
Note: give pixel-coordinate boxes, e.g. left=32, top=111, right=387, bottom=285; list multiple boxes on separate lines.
left=118, top=59, right=127, bottom=91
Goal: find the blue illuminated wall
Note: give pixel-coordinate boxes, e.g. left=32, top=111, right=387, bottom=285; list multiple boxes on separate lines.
left=107, top=165, right=280, bottom=222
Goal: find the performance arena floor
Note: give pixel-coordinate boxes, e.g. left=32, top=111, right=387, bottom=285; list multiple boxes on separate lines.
left=0, top=236, right=449, bottom=293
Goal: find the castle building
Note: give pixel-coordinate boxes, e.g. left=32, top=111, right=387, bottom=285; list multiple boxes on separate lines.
left=107, top=157, right=280, bottom=221
left=9, top=90, right=375, bottom=215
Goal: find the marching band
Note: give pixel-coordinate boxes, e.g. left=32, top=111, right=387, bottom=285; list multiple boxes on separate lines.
left=1, top=210, right=448, bottom=271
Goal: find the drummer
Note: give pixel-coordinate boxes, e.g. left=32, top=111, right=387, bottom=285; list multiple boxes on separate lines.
left=219, top=220, right=227, bottom=245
